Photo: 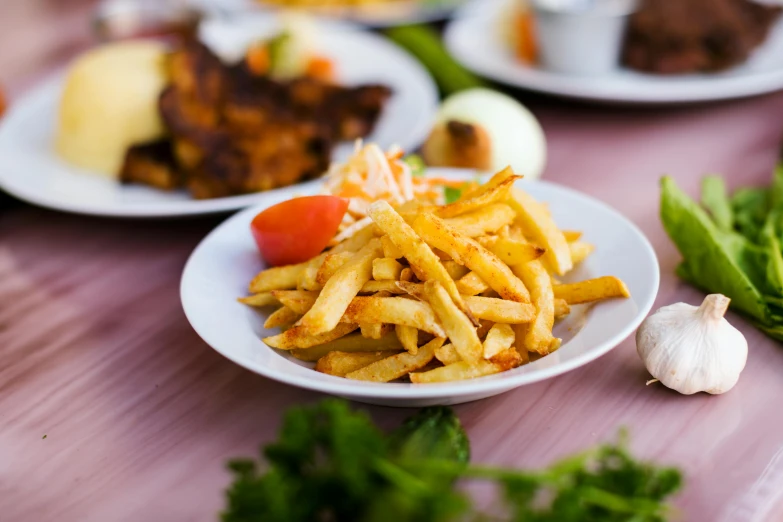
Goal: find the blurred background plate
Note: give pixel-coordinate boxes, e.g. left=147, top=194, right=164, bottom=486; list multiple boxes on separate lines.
left=0, top=15, right=437, bottom=218
left=194, top=0, right=467, bottom=27
left=445, top=0, right=783, bottom=104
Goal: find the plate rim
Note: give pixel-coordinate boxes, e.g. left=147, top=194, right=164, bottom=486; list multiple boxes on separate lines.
left=0, top=25, right=437, bottom=218
left=444, top=1, right=783, bottom=104
left=197, top=0, right=467, bottom=27
left=180, top=172, right=660, bottom=399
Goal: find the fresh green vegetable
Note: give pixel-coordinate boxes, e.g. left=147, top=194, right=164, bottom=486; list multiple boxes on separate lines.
left=700, top=176, right=733, bottom=231
left=661, top=167, right=783, bottom=341
left=267, top=31, right=292, bottom=75
left=403, top=154, right=426, bottom=177
left=384, top=25, right=485, bottom=97
left=443, top=185, right=465, bottom=204
left=222, top=399, right=682, bottom=522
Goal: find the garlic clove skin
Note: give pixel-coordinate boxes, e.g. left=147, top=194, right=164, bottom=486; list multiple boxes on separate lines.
left=636, top=294, right=748, bottom=395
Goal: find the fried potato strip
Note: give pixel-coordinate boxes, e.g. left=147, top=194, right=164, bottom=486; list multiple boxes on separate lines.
left=553, top=276, right=630, bottom=304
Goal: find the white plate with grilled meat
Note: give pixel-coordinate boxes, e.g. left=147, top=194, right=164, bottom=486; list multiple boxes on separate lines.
left=180, top=169, right=659, bottom=406
left=445, top=0, right=783, bottom=104
left=0, top=19, right=437, bottom=218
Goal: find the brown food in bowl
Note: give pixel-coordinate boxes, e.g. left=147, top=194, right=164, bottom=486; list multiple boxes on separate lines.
left=623, top=0, right=782, bottom=74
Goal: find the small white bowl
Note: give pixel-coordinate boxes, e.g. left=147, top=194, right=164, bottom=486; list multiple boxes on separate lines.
left=532, top=0, right=638, bottom=75
left=180, top=169, right=659, bottom=406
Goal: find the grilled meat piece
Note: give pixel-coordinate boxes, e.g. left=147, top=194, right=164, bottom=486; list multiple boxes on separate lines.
left=145, top=40, right=392, bottom=199
left=119, top=140, right=182, bottom=190
left=623, top=0, right=781, bottom=74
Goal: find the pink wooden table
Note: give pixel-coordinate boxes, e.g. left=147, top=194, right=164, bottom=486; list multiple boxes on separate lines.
left=3, top=2, right=783, bottom=521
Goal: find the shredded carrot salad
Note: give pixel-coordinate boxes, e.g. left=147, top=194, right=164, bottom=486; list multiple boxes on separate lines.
left=322, top=142, right=477, bottom=244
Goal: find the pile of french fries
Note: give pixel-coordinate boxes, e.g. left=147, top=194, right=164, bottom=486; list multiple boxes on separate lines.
left=241, top=168, right=630, bottom=383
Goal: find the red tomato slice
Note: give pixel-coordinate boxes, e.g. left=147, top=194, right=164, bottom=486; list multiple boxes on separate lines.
left=250, top=195, right=349, bottom=267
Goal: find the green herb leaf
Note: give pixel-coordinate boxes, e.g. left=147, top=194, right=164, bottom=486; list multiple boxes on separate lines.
left=444, top=185, right=465, bottom=204
left=223, top=400, right=682, bottom=522
left=403, top=154, right=426, bottom=177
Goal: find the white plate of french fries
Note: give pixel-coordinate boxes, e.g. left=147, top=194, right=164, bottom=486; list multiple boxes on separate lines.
left=181, top=168, right=658, bottom=406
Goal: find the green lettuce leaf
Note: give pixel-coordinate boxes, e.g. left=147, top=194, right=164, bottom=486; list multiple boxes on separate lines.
left=732, top=186, right=769, bottom=241
left=661, top=176, right=770, bottom=322
left=701, top=176, right=734, bottom=231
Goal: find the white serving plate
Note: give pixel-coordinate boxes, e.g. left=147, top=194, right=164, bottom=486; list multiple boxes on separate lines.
left=0, top=16, right=437, bottom=218
left=180, top=169, right=659, bottom=406
left=196, top=0, right=467, bottom=27
left=445, top=0, right=783, bottom=104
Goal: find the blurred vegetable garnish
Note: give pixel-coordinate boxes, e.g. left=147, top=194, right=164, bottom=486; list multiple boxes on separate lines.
left=0, top=84, right=6, bottom=118
left=385, top=25, right=485, bottom=96
left=662, top=166, right=783, bottom=340
left=222, top=399, right=682, bottom=522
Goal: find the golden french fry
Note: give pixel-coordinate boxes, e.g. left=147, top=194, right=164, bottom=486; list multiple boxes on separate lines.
left=423, top=280, right=482, bottom=363
left=442, top=260, right=469, bottom=280
left=413, top=212, right=530, bottom=303
left=395, top=324, right=419, bottom=355
left=264, top=306, right=301, bottom=329
left=316, top=351, right=399, bottom=377
left=508, top=188, right=572, bottom=276
left=563, top=230, right=582, bottom=242
left=272, top=290, right=319, bottom=315
left=264, top=323, right=359, bottom=350
left=368, top=200, right=472, bottom=319
left=410, top=358, right=508, bottom=383
left=360, top=323, right=393, bottom=340
left=477, top=236, right=545, bottom=266
left=436, top=173, right=521, bottom=219
left=400, top=267, right=415, bottom=282
left=332, top=224, right=376, bottom=254
left=298, top=239, right=382, bottom=334
left=297, top=257, right=323, bottom=291
left=456, top=167, right=512, bottom=200
left=238, top=292, right=279, bottom=307
left=465, top=296, right=535, bottom=324
left=360, top=280, right=407, bottom=294
left=275, top=290, right=443, bottom=337
left=395, top=282, right=534, bottom=325
left=344, top=296, right=446, bottom=337
left=512, top=259, right=557, bottom=355
left=381, top=235, right=403, bottom=259
left=553, top=276, right=630, bottom=304
left=346, top=337, right=444, bottom=382
left=250, top=262, right=306, bottom=293
left=569, top=241, right=595, bottom=265
left=372, top=258, right=404, bottom=281
left=316, top=252, right=354, bottom=285
left=455, top=272, right=489, bottom=296
left=432, top=248, right=452, bottom=261
left=299, top=225, right=377, bottom=291
left=443, top=203, right=516, bottom=237
left=489, top=347, right=524, bottom=371
left=434, top=343, right=461, bottom=365
left=554, top=298, right=570, bottom=320
left=482, top=323, right=515, bottom=359
left=513, top=323, right=529, bottom=359
left=289, top=332, right=403, bottom=361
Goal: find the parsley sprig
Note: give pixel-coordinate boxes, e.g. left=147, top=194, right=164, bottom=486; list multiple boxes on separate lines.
left=223, top=400, right=681, bottom=522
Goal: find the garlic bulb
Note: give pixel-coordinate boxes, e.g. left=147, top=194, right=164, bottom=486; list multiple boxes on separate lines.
left=636, top=294, right=748, bottom=395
